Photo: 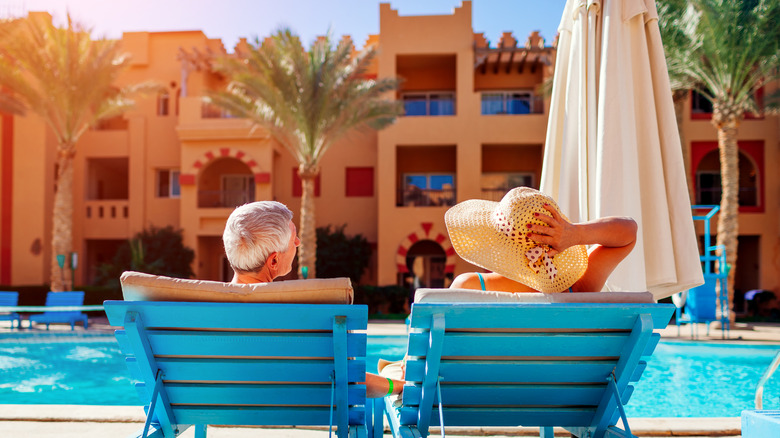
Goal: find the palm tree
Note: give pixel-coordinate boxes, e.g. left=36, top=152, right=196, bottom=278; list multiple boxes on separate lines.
left=0, top=14, right=157, bottom=291
left=210, top=29, right=402, bottom=278
left=658, top=0, right=780, bottom=321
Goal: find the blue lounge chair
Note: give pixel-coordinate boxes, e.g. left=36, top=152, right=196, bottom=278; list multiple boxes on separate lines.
left=675, top=274, right=721, bottom=338
left=28, top=291, right=89, bottom=330
left=742, top=410, right=780, bottom=437
left=378, top=289, right=674, bottom=438
left=105, top=300, right=369, bottom=438
left=0, top=291, right=22, bottom=329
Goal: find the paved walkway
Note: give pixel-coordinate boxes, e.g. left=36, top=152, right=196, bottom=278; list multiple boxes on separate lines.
left=2, top=317, right=777, bottom=437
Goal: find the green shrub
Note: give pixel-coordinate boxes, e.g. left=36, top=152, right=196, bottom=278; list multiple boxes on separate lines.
left=316, top=225, right=371, bottom=286
left=356, top=284, right=409, bottom=316
left=95, top=226, right=195, bottom=289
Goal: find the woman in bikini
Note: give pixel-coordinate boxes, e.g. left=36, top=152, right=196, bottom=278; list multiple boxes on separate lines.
left=446, top=187, right=637, bottom=294
left=379, top=187, right=638, bottom=386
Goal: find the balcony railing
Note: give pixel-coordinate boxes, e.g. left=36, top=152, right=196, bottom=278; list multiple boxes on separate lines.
left=198, top=190, right=254, bottom=208
left=85, top=200, right=129, bottom=219
left=201, top=103, right=236, bottom=119
left=481, top=94, right=545, bottom=115
left=397, top=188, right=456, bottom=207
left=402, top=93, right=456, bottom=116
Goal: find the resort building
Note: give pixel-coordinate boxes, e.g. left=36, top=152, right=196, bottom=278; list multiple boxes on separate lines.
left=0, top=3, right=778, bottom=307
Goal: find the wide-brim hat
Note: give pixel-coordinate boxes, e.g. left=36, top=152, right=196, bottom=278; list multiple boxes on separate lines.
left=445, top=187, right=588, bottom=293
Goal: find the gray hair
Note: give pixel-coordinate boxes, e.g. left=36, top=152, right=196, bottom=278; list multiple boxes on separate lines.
left=223, top=201, right=293, bottom=273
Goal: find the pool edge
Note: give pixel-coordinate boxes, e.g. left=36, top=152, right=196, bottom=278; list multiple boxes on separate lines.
left=0, top=405, right=742, bottom=436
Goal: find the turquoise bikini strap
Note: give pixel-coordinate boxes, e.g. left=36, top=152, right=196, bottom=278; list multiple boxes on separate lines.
left=477, top=272, right=486, bottom=291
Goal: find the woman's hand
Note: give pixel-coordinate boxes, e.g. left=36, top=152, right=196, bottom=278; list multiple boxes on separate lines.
left=526, top=204, right=580, bottom=256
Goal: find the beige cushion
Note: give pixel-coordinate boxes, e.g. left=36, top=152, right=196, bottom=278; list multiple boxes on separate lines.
left=414, top=288, right=655, bottom=304
left=120, top=271, right=353, bottom=304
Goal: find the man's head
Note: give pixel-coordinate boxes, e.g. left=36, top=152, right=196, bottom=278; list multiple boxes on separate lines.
left=223, top=201, right=299, bottom=281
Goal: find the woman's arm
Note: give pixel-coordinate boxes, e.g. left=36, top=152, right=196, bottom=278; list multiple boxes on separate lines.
left=526, top=204, right=637, bottom=255
left=528, top=204, right=637, bottom=292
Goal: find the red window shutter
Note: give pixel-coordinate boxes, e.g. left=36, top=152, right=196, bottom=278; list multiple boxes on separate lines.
left=345, top=167, right=374, bottom=197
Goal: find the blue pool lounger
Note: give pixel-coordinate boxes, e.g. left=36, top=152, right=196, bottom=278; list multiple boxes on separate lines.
left=742, top=410, right=780, bottom=437
left=104, top=271, right=369, bottom=438
left=377, top=289, right=675, bottom=438
left=0, top=291, right=22, bottom=329
left=28, top=291, right=89, bottom=330
left=105, top=301, right=369, bottom=438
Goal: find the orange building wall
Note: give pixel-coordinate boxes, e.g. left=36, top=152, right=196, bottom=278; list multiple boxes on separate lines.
left=10, top=114, right=52, bottom=285
left=1, top=4, right=778, bottom=302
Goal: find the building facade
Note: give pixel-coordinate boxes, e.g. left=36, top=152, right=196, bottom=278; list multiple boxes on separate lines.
left=0, top=3, right=778, bottom=307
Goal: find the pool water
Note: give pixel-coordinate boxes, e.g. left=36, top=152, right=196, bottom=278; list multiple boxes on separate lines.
left=1, top=334, right=779, bottom=417
left=0, top=334, right=133, bottom=405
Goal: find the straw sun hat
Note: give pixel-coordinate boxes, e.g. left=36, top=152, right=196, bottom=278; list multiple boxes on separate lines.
left=445, top=187, right=588, bottom=293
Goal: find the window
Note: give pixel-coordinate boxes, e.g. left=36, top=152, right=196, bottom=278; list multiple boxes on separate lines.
left=482, top=91, right=537, bottom=115
left=694, top=149, right=759, bottom=208
left=402, top=92, right=455, bottom=116
left=293, top=168, right=321, bottom=197
left=695, top=171, right=722, bottom=205
left=346, top=167, right=374, bottom=197
left=691, top=90, right=713, bottom=117
left=481, top=172, right=534, bottom=201
left=157, top=92, right=170, bottom=116
left=401, top=173, right=455, bottom=207
left=157, top=169, right=180, bottom=198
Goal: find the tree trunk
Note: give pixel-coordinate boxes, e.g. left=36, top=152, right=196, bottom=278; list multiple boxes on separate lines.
left=672, top=90, right=694, bottom=203
left=715, top=118, right=739, bottom=324
left=298, top=165, right=318, bottom=279
left=50, top=150, right=74, bottom=291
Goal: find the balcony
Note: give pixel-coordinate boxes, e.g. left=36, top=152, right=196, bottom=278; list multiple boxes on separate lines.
left=201, top=102, right=236, bottom=119
left=83, top=200, right=130, bottom=238
left=177, top=97, right=261, bottom=141
left=398, top=172, right=456, bottom=207
left=402, top=92, right=456, bottom=116
left=398, top=187, right=456, bottom=207
left=481, top=92, right=544, bottom=115
left=396, top=146, right=457, bottom=207
left=198, top=189, right=255, bottom=209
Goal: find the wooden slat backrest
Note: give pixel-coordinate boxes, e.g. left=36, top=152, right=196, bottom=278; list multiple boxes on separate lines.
left=104, top=301, right=368, bottom=437
left=397, top=302, right=673, bottom=435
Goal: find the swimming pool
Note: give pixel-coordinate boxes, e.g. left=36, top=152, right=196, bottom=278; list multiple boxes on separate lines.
left=1, top=333, right=778, bottom=417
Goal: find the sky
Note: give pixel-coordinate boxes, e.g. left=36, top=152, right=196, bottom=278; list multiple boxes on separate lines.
left=9, top=0, right=567, bottom=51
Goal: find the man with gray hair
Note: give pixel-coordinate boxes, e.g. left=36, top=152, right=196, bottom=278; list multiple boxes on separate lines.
left=223, top=201, right=300, bottom=284
left=222, top=201, right=403, bottom=398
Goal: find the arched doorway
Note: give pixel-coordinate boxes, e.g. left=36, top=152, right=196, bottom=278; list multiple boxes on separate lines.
left=695, top=149, right=759, bottom=207
left=403, top=240, right=448, bottom=304
left=198, top=157, right=255, bottom=208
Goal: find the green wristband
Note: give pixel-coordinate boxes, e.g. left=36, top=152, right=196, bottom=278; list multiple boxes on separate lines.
left=386, top=377, right=394, bottom=396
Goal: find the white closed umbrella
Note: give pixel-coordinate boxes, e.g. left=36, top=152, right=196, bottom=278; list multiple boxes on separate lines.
left=541, top=0, right=703, bottom=300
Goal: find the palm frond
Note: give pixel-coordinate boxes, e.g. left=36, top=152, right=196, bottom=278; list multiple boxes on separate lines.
left=210, top=27, right=402, bottom=168
left=0, top=13, right=154, bottom=147
left=658, top=0, right=780, bottom=119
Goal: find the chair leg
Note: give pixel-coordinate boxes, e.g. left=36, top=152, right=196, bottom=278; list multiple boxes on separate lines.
left=194, top=424, right=207, bottom=438
left=540, top=426, right=554, bottom=437
left=373, top=398, right=385, bottom=438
